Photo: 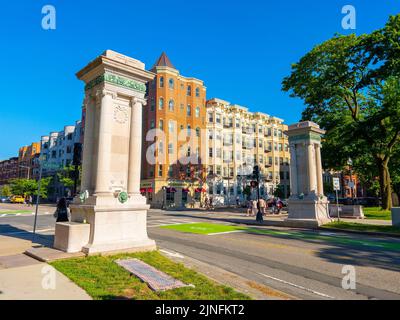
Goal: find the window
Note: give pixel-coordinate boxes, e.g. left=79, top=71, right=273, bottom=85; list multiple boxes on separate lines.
left=159, top=141, right=164, bottom=154
left=67, top=133, right=73, bottom=140
left=168, top=120, right=174, bottom=133
left=150, top=120, right=155, bottom=129
left=216, top=148, right=222, bottom=158
left=209, top=148, right=213, bottom=157
left=195, top=87, right=200, bottom=97
left=66, top=146, right=72, bottom=154
left=216, top=113, right=221, bottom=124
left=168, top=165, right=174, bottom=178
left=52, top=150, right=56, bottom=158
left=159, top=76, right=164, bottom=88
left=150, top=99, right=155, bottom=111
left=196, top=127, right=200, bottom=137
left=187, top=85, right=192, bottom=96
left=168, top=78, right=174, bottom=89
left=216, top=165, right=222, bottom=175
left=168, top=99, right=174, bottom=111
left=158, top=165, right=163, bottom=177
left=159, top=119, right=164, bottom=131
left=208, top=112, right=213, bottom=123
left=159, top=97, right=164, bottom=110
left=168, top=143, right=174, bottom=154
left=279, top=143, right=283, bottom=152
left=186, top=105, right=191, bottom=116
left=195, top=106, right=200, bottom=118
left=208, top=130, right=213, bottom=140
left=187, top=147, right=191, bottom=157
left=187, top=125, right=191, bottom=136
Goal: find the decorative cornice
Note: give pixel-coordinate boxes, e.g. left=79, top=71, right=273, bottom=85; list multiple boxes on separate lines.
left=85, top=72, right=147, bottom=93
left=289, top=132, right=322, bottom=143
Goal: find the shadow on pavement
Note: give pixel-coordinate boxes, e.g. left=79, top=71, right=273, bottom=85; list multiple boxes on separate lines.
left=0, top=224, right=54, bottom=248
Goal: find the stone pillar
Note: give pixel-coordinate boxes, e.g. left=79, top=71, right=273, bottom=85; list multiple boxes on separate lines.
left=289, top=144, right=298, bottom=197
left=285, top=121, right=331, bottom=227
left=55, top=50, right=156, bottom=255
left=128, top=97, right=144, bottom=195
left=94, top=91, right=114, bottom=195
left=307, top=142, right=317, bottom=196
left=315, top=144, right=324, bottom=196
left=81, top=96, right=95, bottom=194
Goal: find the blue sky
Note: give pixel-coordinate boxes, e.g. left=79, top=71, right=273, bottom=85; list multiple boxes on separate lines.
left=0, top=0, right=399, bottom=160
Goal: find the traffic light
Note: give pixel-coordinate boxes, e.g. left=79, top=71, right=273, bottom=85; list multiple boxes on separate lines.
left=253, top=165, right=260, bottom=180
left=73, top=143, right=83, bottom=166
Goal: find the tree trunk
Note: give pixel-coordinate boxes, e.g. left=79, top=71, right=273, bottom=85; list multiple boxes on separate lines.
left=377, top=158, right=392, bottom=210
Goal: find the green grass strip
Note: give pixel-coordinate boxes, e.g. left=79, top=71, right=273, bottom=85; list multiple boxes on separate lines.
left=51, top=251, right=250, bottom=300
left=161, top=222, right=244, bottom=234
left=0, top=210, right=32, bottom=214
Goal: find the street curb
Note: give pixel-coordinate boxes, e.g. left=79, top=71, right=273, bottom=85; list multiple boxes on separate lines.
left=320, top=227, right=400, bottom=238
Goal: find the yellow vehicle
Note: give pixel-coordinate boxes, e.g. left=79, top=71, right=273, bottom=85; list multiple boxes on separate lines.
left=10, top=196, right=25, bottom=204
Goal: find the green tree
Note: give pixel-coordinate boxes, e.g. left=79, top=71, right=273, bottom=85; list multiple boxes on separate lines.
left=0, top=185, right=11, bottom=197
left=9, top=178, right=52, bottom=199
left=282, top=15, right=400, bottom=210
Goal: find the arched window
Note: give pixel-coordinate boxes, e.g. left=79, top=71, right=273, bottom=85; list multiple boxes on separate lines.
left=187, top=125, right=191, bottom=136
left=195, top=106, right=200, bottom=118
left=169, top=99, right=174, bottom=111
left=159, top=76, right=164, bottom=88
left=168, top=78, right=174, bottom=89
left=187, top=85, right=192, bottom=96
left=187, top=105, right=191, bottom=116
left=195, top=87, right=200, bottom=97
left=159, top=97, right=164, bottom=110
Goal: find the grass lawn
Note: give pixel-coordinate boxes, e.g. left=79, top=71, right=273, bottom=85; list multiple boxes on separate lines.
left=161, top=222, right=244, bottom=235
left=324, top=221, right=400, bottom=235
left=50, top=250, right=250, bottom=300
left=363, top=207, right=392, bottom=220
left=0, top=210, right=32, bottom=214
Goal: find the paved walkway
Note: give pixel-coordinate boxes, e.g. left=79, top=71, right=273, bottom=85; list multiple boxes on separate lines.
left=0, top=232, right=91, bottom=300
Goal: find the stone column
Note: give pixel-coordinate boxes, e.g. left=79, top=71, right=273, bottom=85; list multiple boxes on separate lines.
left=81, top=96, right=95, bottom=194
left=95, top=91, right=114, bottom=195
left=289, top=144, right=298, bottom=196
left=128, top=97, right=144, bottom=195
left=315, top=143, right=324, bottom=196
left=307, top=142, right=317, bottom=195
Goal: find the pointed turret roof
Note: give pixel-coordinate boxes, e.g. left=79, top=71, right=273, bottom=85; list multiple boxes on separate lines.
left=153, top=52, right=175, bottom=69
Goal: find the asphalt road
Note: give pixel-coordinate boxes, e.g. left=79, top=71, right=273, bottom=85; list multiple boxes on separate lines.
left=1, top=207, right=399, bottom=300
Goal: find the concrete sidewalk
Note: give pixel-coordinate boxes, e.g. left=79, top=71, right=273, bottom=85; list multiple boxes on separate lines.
left=0, top=233, right=91, bottom=300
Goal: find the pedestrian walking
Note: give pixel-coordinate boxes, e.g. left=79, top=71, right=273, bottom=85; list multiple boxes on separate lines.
left=54, top=197, right=70, bottom=222
left=251, top=199, right=258, bottom=217
left=246, top=200, right=252, bottom=216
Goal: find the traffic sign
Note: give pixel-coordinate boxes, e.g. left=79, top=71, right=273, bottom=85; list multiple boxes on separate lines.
left=333, top=177, right=340, bottom=191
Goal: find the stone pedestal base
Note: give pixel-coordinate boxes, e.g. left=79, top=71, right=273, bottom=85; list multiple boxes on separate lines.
left=287, top=198, right=332, bottom=227
left=54, top=195, right=156, bottom=255
left=54, top=222, right=90, bottom=253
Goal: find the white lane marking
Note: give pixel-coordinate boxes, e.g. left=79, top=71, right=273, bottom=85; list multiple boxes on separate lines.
left=207, top=230, right=245, bottom=236
left=1, top=214, right=6, bottom=217
left=159, top=249, right=185, bottom=259
left=258, top=272, right=335, bottom=299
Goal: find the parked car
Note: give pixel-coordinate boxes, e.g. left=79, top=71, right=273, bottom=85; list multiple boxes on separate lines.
left=10, top=195, right=25, bottom=204
left=0, top=196, right=10, bottom=203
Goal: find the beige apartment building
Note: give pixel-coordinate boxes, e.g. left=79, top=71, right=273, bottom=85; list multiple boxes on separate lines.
left=205, top=98, right=290, bottom=205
